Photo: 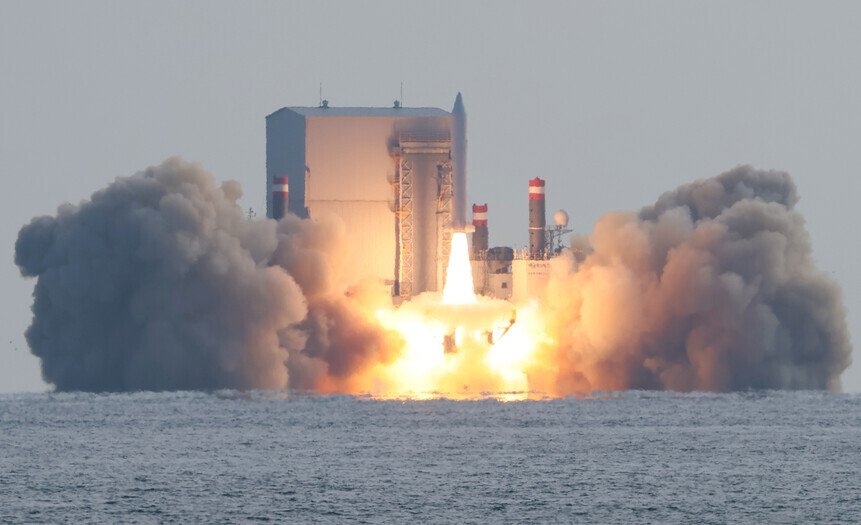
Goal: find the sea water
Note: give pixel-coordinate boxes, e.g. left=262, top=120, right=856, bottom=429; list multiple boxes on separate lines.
left=1, top=391, right=859, bottom=523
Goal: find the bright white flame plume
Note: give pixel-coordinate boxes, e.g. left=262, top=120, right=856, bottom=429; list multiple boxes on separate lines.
left=442, top=232, right=477, bottom=305
left=371, top=231, right=541, bottom=399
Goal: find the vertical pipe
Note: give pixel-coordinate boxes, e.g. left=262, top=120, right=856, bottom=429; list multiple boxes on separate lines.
left=472, top=203, right=488, bottom=258
left=451, top=93, right=467, bottom=228
left=529, top=178, right=546, bottom=259
left=272, top=175, right=289, bottom=220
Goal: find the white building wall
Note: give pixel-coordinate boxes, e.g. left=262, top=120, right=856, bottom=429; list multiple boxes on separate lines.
left=305, top=117, right=398, bottom=202
left=272, top=111, right=452, bottom=293
left=488, top=273, right=513, bottom=300
left=304, top=117, right=397, bottom=286
left=512, top=259, right=551, bottom=303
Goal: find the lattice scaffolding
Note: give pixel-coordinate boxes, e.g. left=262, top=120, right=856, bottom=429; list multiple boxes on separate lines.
left=436, top=161, right=453, bottom=289
left=390, top=132, right=451, bottom=298
left=395, top=158, right=414, bottom=298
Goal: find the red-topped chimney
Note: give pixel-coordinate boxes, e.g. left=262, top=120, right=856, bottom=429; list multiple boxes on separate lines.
left=272, top=175, right=289, bottom=219
left=472, top=203, right=488, bottom=258
left=528, top=178, right=546, bottom=259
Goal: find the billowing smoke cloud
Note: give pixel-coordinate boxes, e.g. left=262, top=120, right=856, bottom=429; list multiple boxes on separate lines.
left=538, top=166, right=852, bottom=392
left=15, top=158, right=398, bottom=392
left=15, top=160, right=852, bottom=393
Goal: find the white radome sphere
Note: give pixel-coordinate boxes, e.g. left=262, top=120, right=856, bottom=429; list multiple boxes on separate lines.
left=553, top=209, right=569, bottom=227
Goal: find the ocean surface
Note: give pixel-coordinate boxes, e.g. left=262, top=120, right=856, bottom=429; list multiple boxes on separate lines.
left=1, top=391, right=860, bottom=524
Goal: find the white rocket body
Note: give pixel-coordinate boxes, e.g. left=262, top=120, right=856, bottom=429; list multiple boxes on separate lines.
left=451, top=93, right=467, bottom=229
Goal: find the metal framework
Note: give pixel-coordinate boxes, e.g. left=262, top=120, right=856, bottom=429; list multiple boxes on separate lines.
left=391, top=132, right=451, bottom=298
left=436, top=161, right=453, bottom=289
left=395, top=158, right=414, bottom=298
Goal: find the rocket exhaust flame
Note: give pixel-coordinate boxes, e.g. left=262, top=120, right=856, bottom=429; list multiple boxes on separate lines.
left=442, top=232, right=477, bottom=305
left=15, top=159, right=852, bottom=396
left=372, top=230, right=534, bottom=398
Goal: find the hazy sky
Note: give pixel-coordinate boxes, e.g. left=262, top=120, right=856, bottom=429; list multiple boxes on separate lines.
left=2, top=1, right=859, bottom=392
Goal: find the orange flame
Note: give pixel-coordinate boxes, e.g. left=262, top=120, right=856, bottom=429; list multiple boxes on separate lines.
left=370, top=232, right=543, bottom=400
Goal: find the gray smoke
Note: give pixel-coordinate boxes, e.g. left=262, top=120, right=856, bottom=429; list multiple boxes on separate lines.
left=15, top=158, right=398, bottom=392
left=542, top=166, right=852, bottom=392
left=15, top=160, right=852, bottom=393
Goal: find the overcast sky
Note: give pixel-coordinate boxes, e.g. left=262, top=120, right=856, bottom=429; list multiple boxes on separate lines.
left=2, top=0, right=859, bottom=392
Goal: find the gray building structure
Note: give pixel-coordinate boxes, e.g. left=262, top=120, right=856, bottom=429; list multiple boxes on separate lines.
left=266, top=104, right=457, bottom=297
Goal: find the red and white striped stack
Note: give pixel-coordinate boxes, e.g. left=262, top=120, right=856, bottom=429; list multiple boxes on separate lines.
left=528, top=177, right=545, bottom=200
left=528, top=178, right=546, bottom=259
left=472, top=203, right=488, bottom=227
left=272, top=175, right=289, bottom=219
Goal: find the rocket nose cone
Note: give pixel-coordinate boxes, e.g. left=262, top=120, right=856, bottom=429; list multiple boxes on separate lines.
left=452, top=92, right=465, bottom=115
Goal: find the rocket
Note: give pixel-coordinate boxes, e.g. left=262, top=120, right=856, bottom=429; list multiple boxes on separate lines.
left=451, top=93, right=467, bottom=229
